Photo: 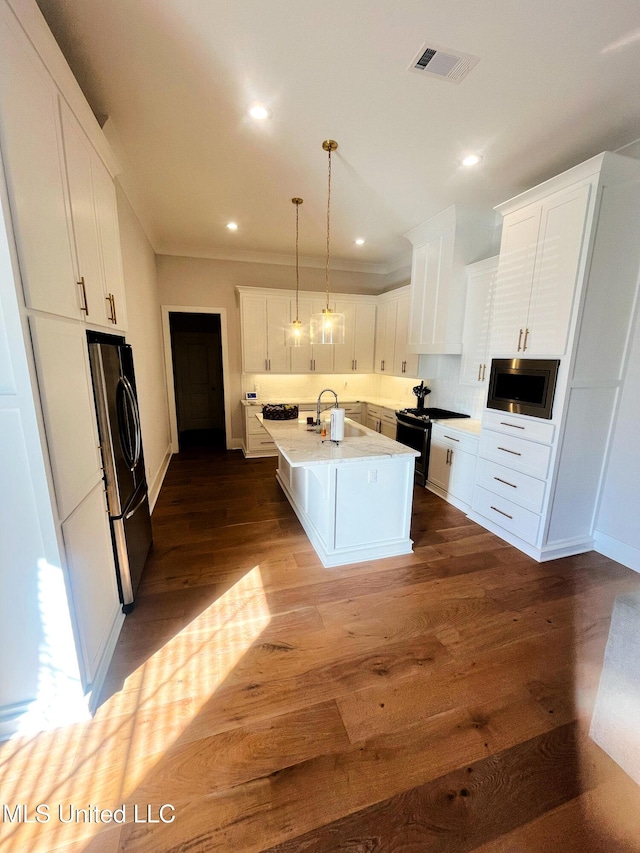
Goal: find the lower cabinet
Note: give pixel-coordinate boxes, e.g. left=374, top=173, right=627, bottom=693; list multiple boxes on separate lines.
left=61, top=481, right=121, bottom=685
left=470, top=412, right=553, bottom=551
left=427, top=424, right=478, bottom=510
left=364, top=403, right=397, bottom=438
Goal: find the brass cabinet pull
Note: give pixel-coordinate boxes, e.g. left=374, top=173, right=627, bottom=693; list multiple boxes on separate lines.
left=523, top=328, right=530, bottom=351
left=498, top=446, right=522, bottom=456
left=446, top=448, right=450, bottom=464
left=106, top=293, right=117, bottom=323
left=354, top=359, right=357, bottom=370
left=78, top=277, right=88, bottom=314
left=491, top=505, right=513, bottom=519
left=443, top=435, right=459, bottom=442
left=517, top=328, right=523, bottom=351
left=494, top=476, right=517, bottom=488
left=481, top=363, right=486, bottom=381
left=381, top=360, right=385, bottom=371
left=477, top=364, right=482, bottom=381
left=500, top=421, right=525, bottom=429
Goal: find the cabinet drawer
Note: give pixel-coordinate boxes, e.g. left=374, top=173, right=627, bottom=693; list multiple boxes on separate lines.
left=476, top=457, right=546, bottom=513
left=472, top=485, right=540, bottom=545
left=247, top=413, right=269, bottom=434
left=483, top=411, right=555, bottom=444
left=479, top=430, right=551, bottom=479
left=366, top=404, right=381, bottom=419
left=247, top=433, right=276, bottom=452
left=432, top=424, right=479, bottom=455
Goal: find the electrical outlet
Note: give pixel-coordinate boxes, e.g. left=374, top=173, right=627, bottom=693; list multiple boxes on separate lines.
left=368, top=469, right=377, bottom=484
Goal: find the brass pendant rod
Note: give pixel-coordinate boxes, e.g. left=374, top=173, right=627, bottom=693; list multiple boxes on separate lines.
left=322, top=140, right=338, bottom=312
left=291, top=197, right=303, bottom=322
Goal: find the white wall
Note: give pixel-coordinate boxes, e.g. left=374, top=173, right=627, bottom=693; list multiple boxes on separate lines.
left=156, top=254, right=398, bottom=444
left=594, top=144, right=640, bottom=571
left=594, top=302, right=640, bottom=570
left=116, top=187, right=171, bottom=505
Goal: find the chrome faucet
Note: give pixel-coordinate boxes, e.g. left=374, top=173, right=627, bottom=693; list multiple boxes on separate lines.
left=316, top=388, right=339, bottom=425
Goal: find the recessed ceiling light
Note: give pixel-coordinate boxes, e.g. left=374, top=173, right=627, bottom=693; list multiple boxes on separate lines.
left=226, top=222, right=238, bottom=231
left=248, top=104, right=270, bottom=120
left=355, top=238, right=365, bottom=246
left=462, top=153, right=482, bottom=167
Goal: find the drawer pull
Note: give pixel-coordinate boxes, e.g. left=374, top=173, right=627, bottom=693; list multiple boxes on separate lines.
left=500, top=421, right=525, bottom=429
left=491, top=505, right=513, bottom=520
left=443, top=435, right=460, bottom=442
left=517, top=328, right=523, bottom=352
left=498, top=446, right=522, bottom=456
left=494, top=476, right=517, bottom=488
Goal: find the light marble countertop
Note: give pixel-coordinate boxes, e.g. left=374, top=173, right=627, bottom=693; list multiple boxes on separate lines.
left=431, top=418, right=482, bottom=436
left=256, top=414, right=419, bottom=468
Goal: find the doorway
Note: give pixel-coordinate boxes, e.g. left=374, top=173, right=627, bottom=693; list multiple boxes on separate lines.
left=169, top=312, right=226, bottom=451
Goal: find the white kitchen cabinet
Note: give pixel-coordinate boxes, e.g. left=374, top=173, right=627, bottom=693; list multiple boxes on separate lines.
left=62, top=481, right=121, bottom=684
left=289, top=298, right=334, bottom=373
left=61, top=101, right=128, bottom=330
left=29, top=315, right=103, bottom=521
left=405, top=206, right=499, bottom=355
left=470, top=153, right=640, bottom=561
left=365, top=403, right=397, bottom=438
left=374, top=298, right=397, bottom=374
left=428, top=424, right=478, bottom=510
left=239, top=291, right=291, bottom=373
left=460, top=256, right=498, bottom=386
left=374, top=287, right=417, bottom=378
left=490, top=182, right=591, bottom=356
left=0, top=9, right=80, bottom=320
left=393, top=291, right=418, bottom=377
left=333, top=299, right=376, bottom=373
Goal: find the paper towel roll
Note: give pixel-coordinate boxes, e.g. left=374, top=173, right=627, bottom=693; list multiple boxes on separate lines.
left=330, top=408, right=345, bottom=442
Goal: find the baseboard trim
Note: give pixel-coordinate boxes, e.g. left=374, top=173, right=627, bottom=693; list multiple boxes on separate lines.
left=467, top=511, right=593, bottom=562
left=87, top=609, right=126, bottom=715
left=594, top=530, right=640, bottom=574
left=148, top=445, right=172, bottom=512
left=426, top=482, right=471, bottom=514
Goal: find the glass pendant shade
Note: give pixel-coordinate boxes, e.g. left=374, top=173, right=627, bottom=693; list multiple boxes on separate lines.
left=310, top=307, right=345, bottom=344
left=285, top=317, right=307, bottom=347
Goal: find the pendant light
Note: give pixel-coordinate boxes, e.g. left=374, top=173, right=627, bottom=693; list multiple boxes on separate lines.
left=286, top=197, right=307, bottom=347
left=310, top=140, right=345, bottom=345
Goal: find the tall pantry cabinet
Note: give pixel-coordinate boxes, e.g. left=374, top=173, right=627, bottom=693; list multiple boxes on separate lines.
left=469, top=152, right=640, bottom=561
left=0, top=0, right=128, bottom=736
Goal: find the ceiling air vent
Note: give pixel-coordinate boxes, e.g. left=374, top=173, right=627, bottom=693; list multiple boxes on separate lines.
left=409, top=42, right=479, bottom=83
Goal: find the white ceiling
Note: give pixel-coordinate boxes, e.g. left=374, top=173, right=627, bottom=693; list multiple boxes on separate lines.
left=35, top=0, right=640, bottom=274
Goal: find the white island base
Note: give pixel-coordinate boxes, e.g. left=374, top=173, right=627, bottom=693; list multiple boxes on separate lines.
left=258, top=415, right=419, bottom=568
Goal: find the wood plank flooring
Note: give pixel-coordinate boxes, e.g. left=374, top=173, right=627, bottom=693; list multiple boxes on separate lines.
left=2, top=447, right=640, bottom=853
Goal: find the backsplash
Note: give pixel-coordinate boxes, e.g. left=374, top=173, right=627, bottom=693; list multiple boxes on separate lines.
left=242, top=373, right=417, bottom=405
left=417, top=355, right=486, bottom=419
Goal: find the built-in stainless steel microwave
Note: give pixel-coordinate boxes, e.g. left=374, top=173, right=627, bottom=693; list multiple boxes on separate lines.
left=487, top=358, right=560, bottom=420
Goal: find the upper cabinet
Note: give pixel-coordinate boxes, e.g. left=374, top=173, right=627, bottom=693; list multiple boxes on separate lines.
left=60, top=103, right=127, bottom=330
left=374, top=286, right=418, bottom=377
left=333, top=298, right=376, bottom=373
left=290, top=297, right=335, bottom=374
left=460, top=256, right=498, bottom=387
left=489, top=182, right=591, bottom=356
left=239, top=290, right=291, bottom=373
left=0, top=9, right=80, bottom=319
left=239, top=288, right=378, bottom=375
left=0, top=2, right=127, bottom=330
left=405, top=206, right=500, bottom=355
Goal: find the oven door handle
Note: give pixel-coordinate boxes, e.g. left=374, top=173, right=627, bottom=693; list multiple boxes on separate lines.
left=396, top=417, right=430, bottom=433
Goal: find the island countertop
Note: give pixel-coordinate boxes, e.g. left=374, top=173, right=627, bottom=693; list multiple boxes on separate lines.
left=257, top=414, right=419, bottom=468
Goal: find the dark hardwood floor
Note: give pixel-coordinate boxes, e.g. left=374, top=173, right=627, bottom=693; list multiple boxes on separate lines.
left=2, top=446, right=640, bottom=853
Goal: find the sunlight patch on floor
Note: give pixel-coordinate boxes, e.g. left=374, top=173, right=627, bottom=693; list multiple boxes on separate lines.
left=0, top=565, right=270, bottom=852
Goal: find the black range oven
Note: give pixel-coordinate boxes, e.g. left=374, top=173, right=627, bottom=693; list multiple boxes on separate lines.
left=396, top=408, right=470, bottom=486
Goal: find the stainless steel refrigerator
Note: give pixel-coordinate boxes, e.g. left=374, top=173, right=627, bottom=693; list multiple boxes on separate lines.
left=88, top=336, right=152, bottom=612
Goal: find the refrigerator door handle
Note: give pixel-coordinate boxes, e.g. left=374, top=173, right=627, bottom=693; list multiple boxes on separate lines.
left=123, top=485, right=148, bottom=521
left=117, top=375, right=142, bottom=470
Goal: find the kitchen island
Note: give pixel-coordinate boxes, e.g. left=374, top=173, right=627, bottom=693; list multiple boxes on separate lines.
left=257, top=414, right=419, bottom=567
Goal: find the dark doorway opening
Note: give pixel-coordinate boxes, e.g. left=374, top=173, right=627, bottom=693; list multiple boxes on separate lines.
left=169, top=312, right=226, bottom=452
